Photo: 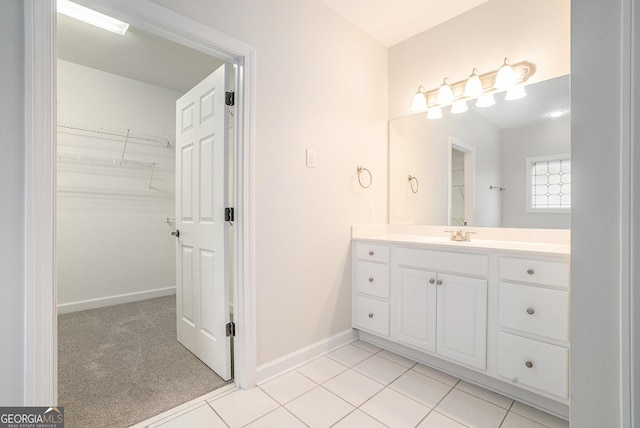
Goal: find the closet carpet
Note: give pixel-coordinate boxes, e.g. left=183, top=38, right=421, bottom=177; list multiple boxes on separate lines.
left=58, top=295, right=231, bottom=428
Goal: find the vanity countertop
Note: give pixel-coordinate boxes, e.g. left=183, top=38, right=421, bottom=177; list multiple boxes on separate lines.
left=354, top=233, right=570, bottom=256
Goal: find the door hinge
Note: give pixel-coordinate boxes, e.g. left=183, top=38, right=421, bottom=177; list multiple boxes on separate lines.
left=225, top=91, right=235, bottom=106
left=225, top=207, right=234, bottom=223
left=226, top=321, right=236, bottom=337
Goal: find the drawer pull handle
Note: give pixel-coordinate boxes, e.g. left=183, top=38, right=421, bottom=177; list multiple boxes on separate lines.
left=436, top=279, right=443, bottom=285
left=526, top=308, right=535, bottom=315
left=525, top=361, right=534, bottom=368
left=368, top=313, right=374, bottom=319
left=429, top=278, right=435, bottom=284
left=527, top=269, right=535, bottom=276
left=369, top=251, right=374, bottom=256
left=368, top=277, right=374, bottom=283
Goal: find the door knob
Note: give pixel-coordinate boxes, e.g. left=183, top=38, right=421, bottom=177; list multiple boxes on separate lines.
left=171, top=229, right=180, bottom=238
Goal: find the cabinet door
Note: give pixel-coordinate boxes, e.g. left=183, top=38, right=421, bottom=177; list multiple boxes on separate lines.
left=394, top=268, right=437, bottom=352
left=436, top=274, right=487, bottom=369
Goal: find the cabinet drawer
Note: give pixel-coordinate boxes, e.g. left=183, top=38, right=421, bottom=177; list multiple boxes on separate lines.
left=499, top=283, right=569, bottom=342
left=356, top=261, right=390, bottom=299
left=394, top=247, right=488, bottom=277
left=500, top=257, right=569, bottom=288
left=498, top=332, right=568, bottom=399
left=354, top=296, right=390, bottom=337
left=355, top=243, right=390, bottom=263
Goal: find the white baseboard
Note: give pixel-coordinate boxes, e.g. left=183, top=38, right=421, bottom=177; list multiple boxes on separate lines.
left=256, top=329, right=358, bottom=385
left=57, top=286, right=176, bottom=314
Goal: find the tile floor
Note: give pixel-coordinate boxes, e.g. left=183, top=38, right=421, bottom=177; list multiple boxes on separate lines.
left=133, top=340, right=569, bottom=428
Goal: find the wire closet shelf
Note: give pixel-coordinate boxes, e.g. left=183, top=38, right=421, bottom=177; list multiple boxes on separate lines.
left=57, top=117, right=175, bottom=187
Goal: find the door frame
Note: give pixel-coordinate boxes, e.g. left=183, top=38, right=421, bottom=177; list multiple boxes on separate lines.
left=447, top=137, right=475, bottom=227
left=24, top=0, right=257, bottom=405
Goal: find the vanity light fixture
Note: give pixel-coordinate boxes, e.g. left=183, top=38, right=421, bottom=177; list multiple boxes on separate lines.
left=494, top=58, right=517, bottom=90
left=451, top=100, right=469, bottom=114
left=505, top=84, right=527, bottom=100
left=476, top=93, right=495, bottom=108
left=411, top=85, right=428, bottom=112
left=57, top=0, right=130, bottom=35
left=437, top=78, right=455, bottom=105
left=410, top=58, right=535, bottom=119
left=426, top=107, right=443, bottom=120
left=463, top=68, right=484, bottom=98
left=548, top=110, right=568, bottom=118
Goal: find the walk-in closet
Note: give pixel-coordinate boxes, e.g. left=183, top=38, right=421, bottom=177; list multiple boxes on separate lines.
left=56, top=11, right=232, bottom=427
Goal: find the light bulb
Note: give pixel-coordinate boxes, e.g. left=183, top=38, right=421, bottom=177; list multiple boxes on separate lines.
left=463, top=68, right=483, bottom=98
left=476, top=93, right=495, bottom=108
left=505, top=85, right=527, bottom=100
left=437, top=78, right=454, bottom=105
left=451, top=100, right=468, bottom=114
left=426, top=107, right=443, bottom=120
left=494, top=58, right=516, bottom=90
left=410, top=86, right=427, bottom=112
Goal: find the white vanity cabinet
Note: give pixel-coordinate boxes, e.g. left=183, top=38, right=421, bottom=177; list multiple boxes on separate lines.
left=352, top=243, right=391, bottom=337
left=497, top=256, right=570, bottom=399
left=351, top=234, right=571, bottom=411
left=393, top=248, right=488, bottom=370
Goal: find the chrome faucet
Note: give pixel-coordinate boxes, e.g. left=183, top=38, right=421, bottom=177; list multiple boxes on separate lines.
left=445, top=230, right=474, bottom=242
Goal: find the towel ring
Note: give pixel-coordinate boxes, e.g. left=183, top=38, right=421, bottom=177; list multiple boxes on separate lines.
left=408, top=175, right=419, bottom=194
left=357, top=166, right=372, bottom=189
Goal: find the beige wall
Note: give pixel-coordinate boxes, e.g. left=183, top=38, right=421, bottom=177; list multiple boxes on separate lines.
left=388, top=0, right=570, bottom=120
left=150, top=0, right=389, bottom=367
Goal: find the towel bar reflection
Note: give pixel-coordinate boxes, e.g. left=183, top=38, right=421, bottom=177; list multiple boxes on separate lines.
left=357, top=166, right=372, bottom=189
left=408, top=175, right=419, bottom=194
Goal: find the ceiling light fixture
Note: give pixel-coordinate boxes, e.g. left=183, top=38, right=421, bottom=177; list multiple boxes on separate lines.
left=57, top=0, right=130, bottom=35
left=410, top=58, right=535, bottom=119
left=476, top=94, right=495, bottom=108
left=505, top=84, right=527, bottom=100
left=548, top=110, right=568, bottom=118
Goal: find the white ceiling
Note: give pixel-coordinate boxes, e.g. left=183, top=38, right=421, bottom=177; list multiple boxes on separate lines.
left=57, top=13, right=224, bottom=93
left=320, top=0, right=490, bottom=47
left=57, top=1, right=490, bottom=91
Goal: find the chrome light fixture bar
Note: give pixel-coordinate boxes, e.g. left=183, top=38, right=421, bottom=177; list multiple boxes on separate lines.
left=57, top=0, right=129, bottom=35
left=411, top=58, right=536, bottom=119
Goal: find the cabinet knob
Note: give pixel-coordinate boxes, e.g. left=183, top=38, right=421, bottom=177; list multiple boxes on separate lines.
left=369, top=250, right=374, bottom=256
left=368, top=313, right=374, bottom=319
left=525, top=361, right=534, bottom=368
left=368, top=277, right=374, bottom=283
left=436, top=279, right=443, bottom=285
left=527, top=268, right=535, bottom=276
left=526, top=307, right=535, bottom=315
left=429, top=278, right=435, bottom=284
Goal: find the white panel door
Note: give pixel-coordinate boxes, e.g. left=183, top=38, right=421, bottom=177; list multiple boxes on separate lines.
left=436, top=273, right=487, bottom=369
left=394, top=268, right=437, bottom=353
left=175, top=65, right=231, bottom=380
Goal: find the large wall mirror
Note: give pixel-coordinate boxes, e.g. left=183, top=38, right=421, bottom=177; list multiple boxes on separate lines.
left=389, top=74, right=570, bottom=229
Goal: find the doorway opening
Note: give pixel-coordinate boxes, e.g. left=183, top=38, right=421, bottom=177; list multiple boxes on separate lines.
left=56, top=15, right=237, bottom=425
left=448, top=137, right=475, bottom=227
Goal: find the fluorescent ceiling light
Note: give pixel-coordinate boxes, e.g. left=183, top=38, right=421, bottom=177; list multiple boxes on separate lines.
left=57, top=0, right=129, bottom=35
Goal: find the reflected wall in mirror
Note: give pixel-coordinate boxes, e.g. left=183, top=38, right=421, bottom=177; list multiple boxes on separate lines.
left=389, top=74, right=570, bottom=229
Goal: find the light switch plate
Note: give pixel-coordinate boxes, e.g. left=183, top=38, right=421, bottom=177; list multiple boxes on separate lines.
left=306, top=149, right=317, bottom=168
